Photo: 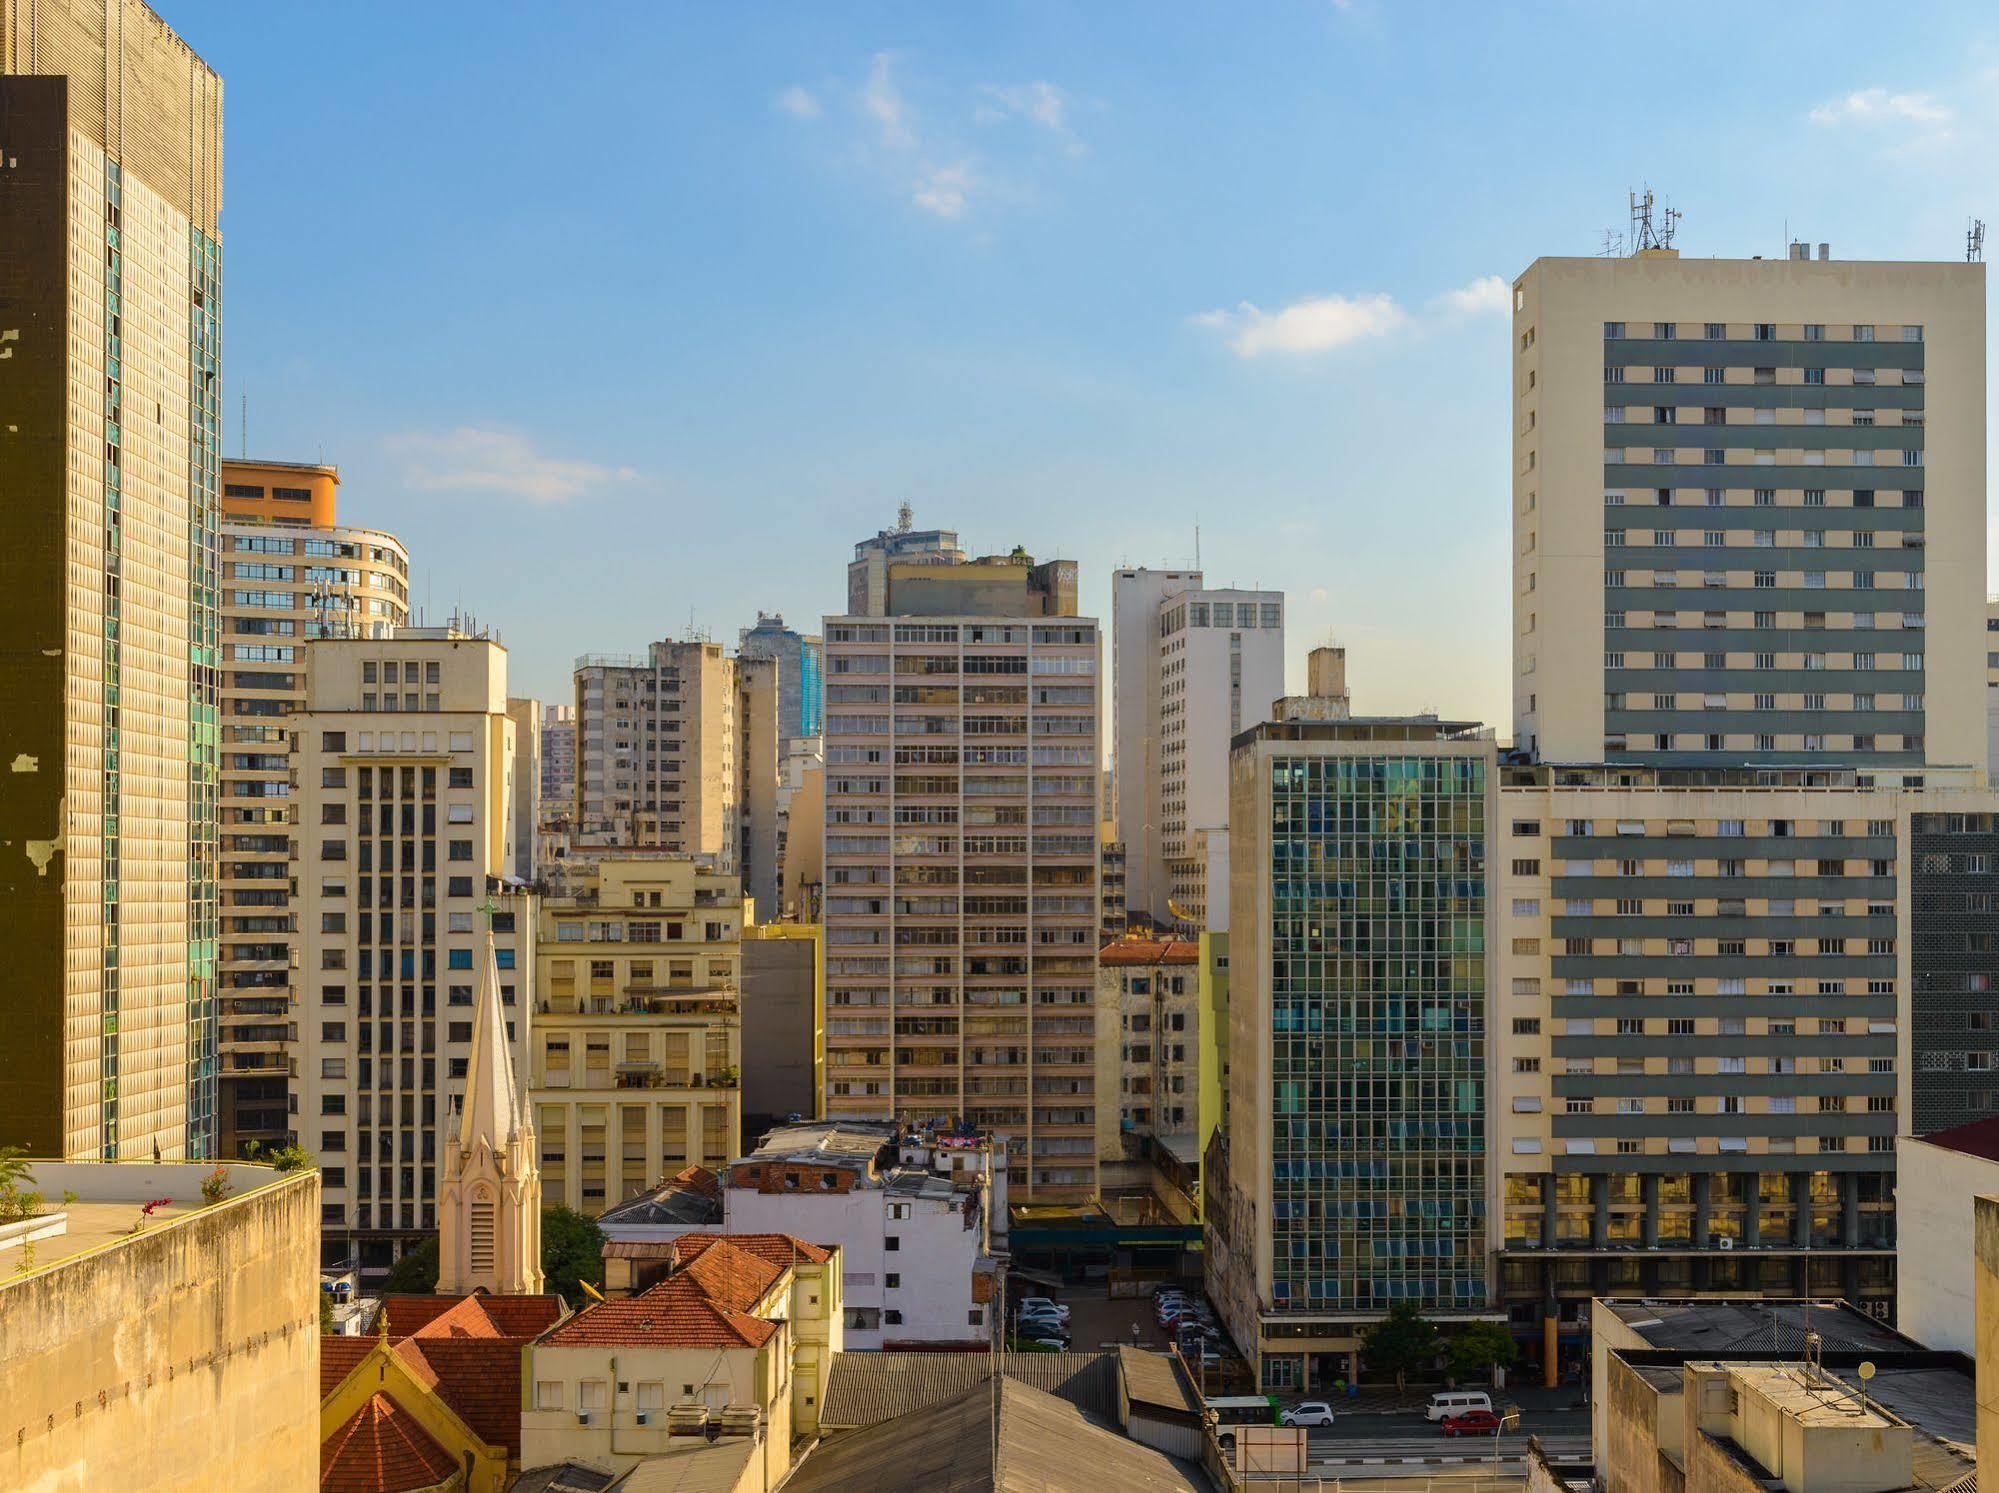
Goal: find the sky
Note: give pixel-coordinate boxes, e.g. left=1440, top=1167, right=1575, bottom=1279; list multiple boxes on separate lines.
left=174, top=0, right=1999, bottom=719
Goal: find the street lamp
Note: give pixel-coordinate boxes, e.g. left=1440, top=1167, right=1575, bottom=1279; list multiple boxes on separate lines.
left=1493, top=1408, right=1521, bottom=1467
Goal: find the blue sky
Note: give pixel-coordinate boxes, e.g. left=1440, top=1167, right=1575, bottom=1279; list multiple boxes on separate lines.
left=177, top=0, right=1999, bottom=717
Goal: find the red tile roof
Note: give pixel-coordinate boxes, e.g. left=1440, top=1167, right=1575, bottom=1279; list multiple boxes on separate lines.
left=1098, top=937, right=1199, bottom=967
left=536, top=1287, right=779, bottom=1350
left=377, top=1291, right=562, bottom=1343
left=400, top=1337, right=532, bottom=1456
left=1916, top=1114, right=1999, bottom=1163
left=321, top=1393, right=458, bottom=1493
left=321, top=1336, right=374, bottom=1396
left=672, top=1231, right=833, bottom=1268
left=671, top=1164, right=722, bottom=1199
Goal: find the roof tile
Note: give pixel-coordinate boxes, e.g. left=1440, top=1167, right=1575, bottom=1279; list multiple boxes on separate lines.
left=321, top=1392, right=458, bottom=1493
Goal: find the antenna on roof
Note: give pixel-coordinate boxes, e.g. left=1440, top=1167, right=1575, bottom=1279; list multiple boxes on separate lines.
left=1969, top=218, right=1986, bottom=263
left=1629, top=187, right=1681, bottom=253
left=240, top=393, right=247, bottom=458
left=1597, top=228, right=1625, bottom=257
left=896, top=501, right=913, bottom=533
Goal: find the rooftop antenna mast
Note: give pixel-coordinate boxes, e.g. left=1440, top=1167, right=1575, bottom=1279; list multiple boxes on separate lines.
left=1597, top=228, right=1625, bottom=257
left=240, top=393, right=247, bottom=458
left=1629, top=187, right=1681, bottom=253
left=896, top=500, right=913, bottom=533
left=1969, top=218, right=1986, bottom=263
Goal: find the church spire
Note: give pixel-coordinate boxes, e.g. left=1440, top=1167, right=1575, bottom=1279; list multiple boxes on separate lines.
left=437, top=905, right=543, bottom=1296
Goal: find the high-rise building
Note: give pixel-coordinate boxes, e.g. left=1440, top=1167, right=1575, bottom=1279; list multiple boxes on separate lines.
left=1511, top=248, right=1984, bottom=780
left=541, top=702, right=578, bottom=809
left=531, top=856, right=744, bottom=1214
left=739, top=610, right=825, bottom=749
left=292, top=625, right=534, bottom=1279
left=215, top=458, right=410, bottom=1157
left=844, top=510, right=967, bottom=616
left=506, top=695, right=542, bottom=879
left=822, top=537, right=1101, bottom=1199
left=1112, top=569, right=1285, bottom=930
left=0, top=0, right=223, bottom=1158
left=574, top=639, right=738, bottom=865
left=736, top=653, right=781, bottom=920
left=1208, top=716, right=1495, bottom=1392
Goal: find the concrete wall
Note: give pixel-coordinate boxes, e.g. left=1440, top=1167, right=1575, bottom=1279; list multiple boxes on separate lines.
left=0, top=1165, right=320, bottom=1490
left=741, top=935, right=819, bottom=1123
left=1602, top=1354, right=1676, bottom=1493
left=1896, top=1135, right=1999, bottom=1353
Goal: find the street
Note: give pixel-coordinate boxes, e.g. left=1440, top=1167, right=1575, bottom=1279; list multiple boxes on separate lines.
left=1293, top=1408, right=1590, bottom=1473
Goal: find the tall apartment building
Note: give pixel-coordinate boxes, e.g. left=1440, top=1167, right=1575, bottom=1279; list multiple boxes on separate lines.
left=542, top=703, right=578, bottom=809
left=1112, top=569, right=1285, bottom=929
left=532, top=856, right=744, bottom=1214
left=574, top=640, right=737, bottom=866
left=292, top=626, right=533, bottom=1277
left=215, top=459, right=410, bottom=1157
left=0, top=0, right=223, bottom=1158
left=506, top=696, right=542, bottom=879
left=823, top=540, right=1101, bottom=1199
left=735, top=654, right=782, bottom=920
left=739, top=610, right=825, bottom=749
left=1511, top=249, right=1984, bottom=780
left=1208, top=717, right=1496, bottom=1393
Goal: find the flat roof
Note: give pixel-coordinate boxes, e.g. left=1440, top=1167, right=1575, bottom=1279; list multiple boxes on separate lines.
left=1717, top=1362, right=1899, bottom=1431
left=1605, top=1298, right=1917, bottom=1354
left=1234, top=717, right=1491, bottom=751
left=0, top=1160, right=304, bottom=1278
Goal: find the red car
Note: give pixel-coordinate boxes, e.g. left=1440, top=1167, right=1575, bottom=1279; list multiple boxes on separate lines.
left=1440, top=1410, right=1504, bottom=1437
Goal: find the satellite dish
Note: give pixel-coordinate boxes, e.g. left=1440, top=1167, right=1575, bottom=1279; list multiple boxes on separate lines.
left=1857, top=1362, right=1876, bottom=1381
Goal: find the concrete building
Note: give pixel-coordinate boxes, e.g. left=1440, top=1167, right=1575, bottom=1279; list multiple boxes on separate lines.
left=0, top=0, right=224, bottom=1161
left=1588, top=1297, right=1969, bottom=1493
left=215, top=459, right=412, bottom=1158
left=1271, top=644, right=1353, bottom=724
left=574, top=639, right=738, bottom=865
left=823, top=535, right=1101, bottom=1199
left=532, top=856, right=744, bottom=1215
left=736, top=653, right=782, bottom=920
left=844, top=510, right=967, bottom=617
left=0, top=1159, right=320, bottom=1490
left=780, top=760, right=824, bottom=922
left=1895, top=1117, right=1999, bottom=1355
left=1511, top=248, right=1985, bottom=780
left=1100, top=832, right=1128, bottom=940
left=292, top=625, right=535, bottom=1278
left=738, top=610, right=824, bottom=750
left=507, top=696, right=543, bottom=880
left=1208, top=716, right=1497, bottom=1392
left=1112, top=569, right=1284, bottom=929
left=741, top=922, right=824, bottom=1127
left=1097, top=938, right=1203, bottom=1224
left=722, top=1120, right=1002, bottom=1349
left=523, top=1232, right=842, bottom=1483
left=542, top=703, right=578, bottom=810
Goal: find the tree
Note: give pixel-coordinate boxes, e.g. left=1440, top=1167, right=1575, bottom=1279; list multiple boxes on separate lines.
left=1446, top=1321, right=1519, bottom=1387
left=383, top=1237, right=440, bottom=1293
left=0, top=1147, right=43, bottom=1223
left=245, top=1141, right=315, bottom=1174
left=1361, top=1302, right=1439, bottom=1394
left=542, top=1205, right=606, bottom=1305
left=319, top=1290, right=335, bottom=1334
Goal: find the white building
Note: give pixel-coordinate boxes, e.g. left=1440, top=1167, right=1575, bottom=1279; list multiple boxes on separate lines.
left=721, top=1120, right=1003, bottom=1351
left=1895, top=1119, right=1999, bottom=1354
left=1111, top=570, right=1284, bottom=929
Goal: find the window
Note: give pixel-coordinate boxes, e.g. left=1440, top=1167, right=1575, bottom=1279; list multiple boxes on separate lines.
left=535, top=1381, right=564, bottom=1411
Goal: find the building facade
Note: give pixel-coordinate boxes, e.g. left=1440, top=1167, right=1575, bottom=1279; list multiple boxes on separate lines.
left=741, top=922, right=824, bottom=1126
left=575, top=640, right=738, bottom=866
left=291, top=627, right=534, bottom=1277
left=822, top=540, right=1101, bottom=1199
left=0, top=0, right=224, bottom=1160
left=506, top=695, right=543, bottom=881
left=542, top=702, right=577, bottom=810
left=532, top=856, right=744, bottom=1214
left=739, top=610, right=825, bottom=749
left=1511, top=249, right=1985, bottom=779
left=1209, top=718, right=1495, bottom=1392
left=216, top=458, right=411, bottom=1158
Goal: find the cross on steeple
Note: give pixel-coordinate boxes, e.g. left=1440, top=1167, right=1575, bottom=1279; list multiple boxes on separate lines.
left=478, top=894, right=501, bottom=930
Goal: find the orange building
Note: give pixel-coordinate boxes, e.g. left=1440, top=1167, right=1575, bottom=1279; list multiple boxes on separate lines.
left=221, top=456, right=339, bottom=526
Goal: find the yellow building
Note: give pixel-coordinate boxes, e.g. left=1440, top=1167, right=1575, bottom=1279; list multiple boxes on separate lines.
left=521, top=1232, right=842, bottom=1486
left=534, top=857, right=745, bottom=1213
left=0, top=1159, right=320, bottom=1490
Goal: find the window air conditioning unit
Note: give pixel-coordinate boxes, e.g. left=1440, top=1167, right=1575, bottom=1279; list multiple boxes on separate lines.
left=635, top=1411, right=650, bottom=1426
left=577, top=1411, right=594, bottom=1425
left=1718, top=1237, right=1734, bottom=1250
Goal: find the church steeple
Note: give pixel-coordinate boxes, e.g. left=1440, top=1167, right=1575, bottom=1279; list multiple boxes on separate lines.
left=437, top=911, right=543, bottom=1296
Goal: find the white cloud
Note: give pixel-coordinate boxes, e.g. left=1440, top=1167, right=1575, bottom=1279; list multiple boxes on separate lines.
left=1194, top=293, right=1407, bottom=358
left=862, top=52, right=914, bottom=149
left=980, top=81, right=1071, bottom=133
left=1809, top=87, right=1951, bottom=127
left=776, top=86, right=821, bottom=119
left=913, top=162, right=973, bottom=219
left=1430, top=274, right=1510, bottom=317
left=388, top=427, right=635, bottom=505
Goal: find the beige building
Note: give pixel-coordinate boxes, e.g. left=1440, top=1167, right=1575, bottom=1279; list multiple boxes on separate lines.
left=1511, top=249, right=1984, bottom=782
left=522, top=1232, right=841, bottom=1484
left=216, top=458, right=411, bottom=1159
left=0, top=0, right=224, bottom=1161
left=822, top=536, right=1101, bottom=1199
left=1096, top=937, right=1203, bottom=1224
left=575, top=640, right=738, bottom=865
left=292, top=626, right=535, bottom=1280
left=1894, top=1118, right=1999, bottom=1356
left=533, top=856, right=744, bottom=1214
left=0, top=1159, right=320, bottom=1491
left=736, top=654, right=782, bottom=919
left=506, top=695, right=544, bottom=881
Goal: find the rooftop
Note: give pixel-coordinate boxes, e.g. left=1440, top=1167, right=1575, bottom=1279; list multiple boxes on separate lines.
left=598, top=1166, right=724, bottom=1230
left=1908, top=1115, right=1999, bottom=1164
left=540, top=1235, right=828, bottom=1351
left=819, top=1349, right=1119, bottom=1429
left=1605, top=1298, right=1920, bottom=1355
left=1099, top=937, right=1200, bottom=967
left=1233, top=716, right=1493, bottom=751
left=320, top=1393, right=457, bottom=1493
left=742, top=1119, right=894, bottom=1168
left=0, top=1160, right=304, bottom=1278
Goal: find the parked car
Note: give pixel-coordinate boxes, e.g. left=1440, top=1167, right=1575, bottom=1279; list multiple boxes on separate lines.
left=1016, top=1316, right=1069, bottom=1342
left=1017, top=1297, right=1070, bottom=1322
left=1281, top=1402, right=1337, bottom=1428
left=1440, top=1410, right=1504, bottom=1438
left=1425, top=1391, right=1493, bottom=1423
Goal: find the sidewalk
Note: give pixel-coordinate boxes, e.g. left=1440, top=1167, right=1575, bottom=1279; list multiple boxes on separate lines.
left=1320, top=1384, right=1584, bottom=1417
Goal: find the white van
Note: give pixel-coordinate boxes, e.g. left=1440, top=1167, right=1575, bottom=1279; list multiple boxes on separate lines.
left=1425, top=1391, right=1493, bottom=1422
